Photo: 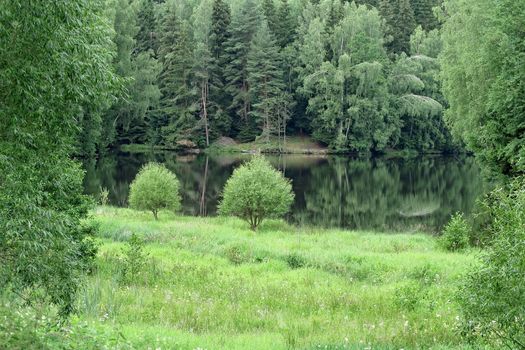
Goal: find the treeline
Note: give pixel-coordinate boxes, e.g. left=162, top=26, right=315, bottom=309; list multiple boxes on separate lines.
left=78, top=0, right=453, bottom=156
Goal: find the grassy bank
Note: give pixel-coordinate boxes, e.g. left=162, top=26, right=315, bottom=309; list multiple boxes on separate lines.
left=77, top=207, right=479, bottom=349
left=121, top=137, right=450, bottom=158
left=206, top=136, right=331, bottom=155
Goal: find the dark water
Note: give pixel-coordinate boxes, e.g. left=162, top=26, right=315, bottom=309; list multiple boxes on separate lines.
left=83, top=152, right=487, bottom=233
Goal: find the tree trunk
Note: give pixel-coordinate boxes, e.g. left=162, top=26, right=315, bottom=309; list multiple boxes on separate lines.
left=202, top=79, right=210, bottom=147
left=199, top=156, right=209, bottom=216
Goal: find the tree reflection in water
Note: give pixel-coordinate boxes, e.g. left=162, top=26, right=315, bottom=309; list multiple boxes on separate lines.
left=83, top=153, right=486, bottom=233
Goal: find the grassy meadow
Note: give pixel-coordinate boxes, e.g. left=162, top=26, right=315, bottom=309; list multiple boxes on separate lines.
left=76, top=207, right=481, bottom=349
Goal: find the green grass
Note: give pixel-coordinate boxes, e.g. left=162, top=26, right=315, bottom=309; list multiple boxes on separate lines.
left=77, top=207, right=480, bottom=349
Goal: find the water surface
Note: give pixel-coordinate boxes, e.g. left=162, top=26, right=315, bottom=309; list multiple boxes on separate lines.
left=83, top=152, right=486, bottom=233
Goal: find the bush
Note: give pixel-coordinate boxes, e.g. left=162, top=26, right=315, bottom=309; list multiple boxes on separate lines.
left=285, top=253, right=307, bottom=269
left=129, top=163, right=181, bottom=220
left=218, top=156, right=294, bottom=230
left=224, top=244, right=251, bottom=265
left=120, top=233, right=149, bottom=283
left=394, top=281, right=428, bottom=311
left=440, top=212, right=470, bottom=251
left=0, top=304, right=132, bottom=349
left=458, top=178, right=525, bottom=348
left=99, top=187, right=109, bottom=206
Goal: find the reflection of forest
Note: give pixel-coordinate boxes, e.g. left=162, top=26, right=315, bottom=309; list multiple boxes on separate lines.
left=289, top=157, right=486, bottom=233
left=83, top=153, right=486, bottom=233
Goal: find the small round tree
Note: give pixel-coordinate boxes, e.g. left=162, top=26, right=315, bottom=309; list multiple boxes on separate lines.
left=129, top=163, right=181, bottom=220
left=218, top=156, right=294, bottom=230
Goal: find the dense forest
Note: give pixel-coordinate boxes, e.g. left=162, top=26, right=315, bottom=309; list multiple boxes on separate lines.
left=79, top=0, right=451, bottom=156
left=2, top=0, right=525, bottom=348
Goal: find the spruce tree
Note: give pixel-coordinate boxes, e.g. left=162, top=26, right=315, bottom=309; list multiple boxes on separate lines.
left=410, top=0, right=439, bottom=31
left=380, top=0, right=417, bottom=54
left=192, top=0, right=214, bottom=146
left=262, top=0, right=278, bottom=36
left=274, top=0, right=297, bottom=48
left=134, top=0, right=158, bottom=56
left=103, top=0, right=161, bottom=148
left=209, top=0, right=233, bottom=135
left=223, top=0, right=261, bottom=141
left=157, top=4, right=197, bottom=146
left=101, top=0, right=139, bottom=151
left=247, top=22, right=287, bottom=142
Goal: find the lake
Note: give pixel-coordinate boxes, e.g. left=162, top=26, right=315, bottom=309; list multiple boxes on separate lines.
left=83, top=152, right=487, bottom=233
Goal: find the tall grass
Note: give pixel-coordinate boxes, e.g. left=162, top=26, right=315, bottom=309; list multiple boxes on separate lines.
left=76, top=206, right=480, bottom=349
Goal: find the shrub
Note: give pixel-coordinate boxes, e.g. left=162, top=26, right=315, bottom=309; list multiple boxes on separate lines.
left=0, top=304, right=132, bottom=350
left=99, top=187, right=109, bottom=206
left=218, top=156, right=294, bottom=230
left=224, top=244, right=250, bottom=265
left=120, top=233, right=149, bottom=283
left=458, top=178, right=525, bottom=348
left=129, top=163, right=181, bottom=220
left=285, top=253, right=307, bottom=269
left=394, top=281, right=427, bottom=311
left=440, top=212, right=470, bottom=251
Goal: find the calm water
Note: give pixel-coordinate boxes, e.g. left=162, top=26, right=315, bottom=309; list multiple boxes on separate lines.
left=83, top=152, right=487, bottom=233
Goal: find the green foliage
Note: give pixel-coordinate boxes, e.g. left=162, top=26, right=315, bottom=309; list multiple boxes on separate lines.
left=441, top=0, right=525, bottom=176
left=128, top=163, right=181, bottom=219
left=75, top=207, right=477, bottom=348
left=134, top=0, right=158, bottom=55
left=74, top=0, right=455, bottom=155
left=440, top=213, right=470, bottom=251
left=285, top=252, right=307, bottom=269
left=380, top=0, right=417, bottom=54
left=410, top=0, right=440, bottom=31
left=0, top=0, right=117, bottom=315
left=224, top=243, right=251, bottom=265
left=209, top=0, right=233, bottom=135
left=157, top=4, right=197, bottom=147
left=394, top=281, right=428, bottom=311
left=458, top=178, right=525, bottom=348
left=120, top=233, right=150, bottom=282
left=101, top=0, right=161, bottom=149
left=99, top=187, right=110, bottom=206
left=0, top=305, right=45, bottom=349
left=302, top=3, right=398, bottom=152
left=0, top=304, right=131, bottom=349
left=247, top=21, right=290, bottom=143
left=218, top=156, right=294, bottom=230
left=224, top=0, right=261, bottom=139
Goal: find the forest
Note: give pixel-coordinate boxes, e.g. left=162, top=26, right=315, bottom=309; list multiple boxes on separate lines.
left=1, top=0, right=525, bottom=349
left=79, top=0, right=451, bottom=156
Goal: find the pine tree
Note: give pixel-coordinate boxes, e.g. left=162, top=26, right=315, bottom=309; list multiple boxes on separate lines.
left=410, top=0, right=439, bottom=31
left=102, top=0, right=161, bottom=148
left=380, top=0, right=417, bottom=54
left=192, top=0, right=214, bottom=146
left=262, top=0, right=278, bottom=36
left=157, top=6, right=196, bottom=147
left=209, top=0, right=232, bottom=135
left=356, top=0, right=379, bottom=8
left=274, top=0, right=297, bottom=48
left=223, top=0, right=261, bottom=141
left=134, top=0, right=158, bottom=56
left=125, top=51, right=161, bottom=144
left=101, top=0, right=139, bottom=151
left=247, top=22, right=286, bottom=142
